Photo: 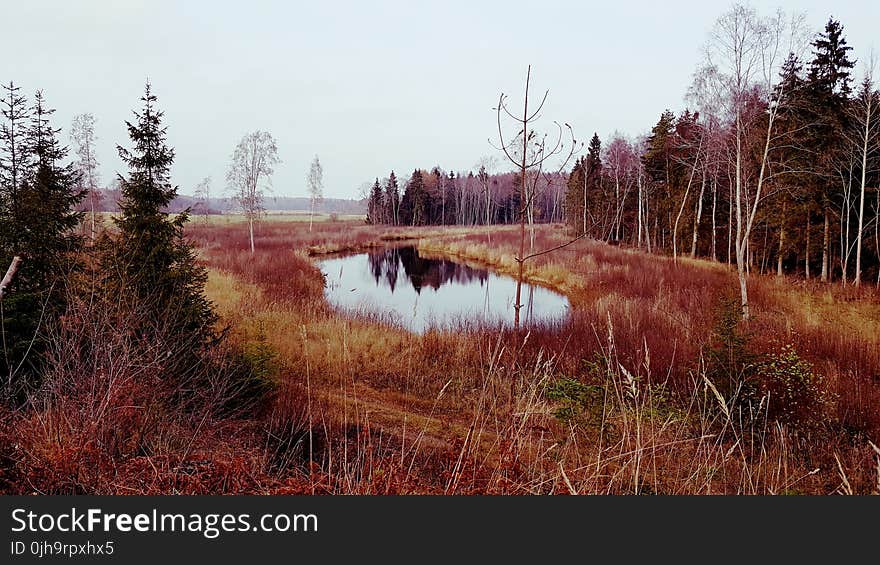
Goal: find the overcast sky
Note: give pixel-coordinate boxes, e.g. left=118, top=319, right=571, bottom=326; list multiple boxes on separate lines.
left=2, top=1, right=878, bottom=199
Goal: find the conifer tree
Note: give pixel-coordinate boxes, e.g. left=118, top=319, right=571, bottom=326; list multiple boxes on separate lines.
left=106, top=83, right=216, bottom=351
left=806, top=18, right=856, bottom=281
left=1, top=88, right=84, bottom=391
left=399, top=170, right=428, bottom=226
left=384, top=171, right=399, bottom=226
left=366, top=178, right=384, bottom=224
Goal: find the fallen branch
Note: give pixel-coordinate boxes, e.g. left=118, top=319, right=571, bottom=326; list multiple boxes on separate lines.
left=0, top=256, right=23, bottom=299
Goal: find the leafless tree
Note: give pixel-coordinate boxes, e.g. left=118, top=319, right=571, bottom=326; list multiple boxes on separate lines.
left=193, top=176, right=211, bottom=223
left=493, top=66, right=580, bottom=330
left=845, top=54, right=880, bottom=286
left=227, top=131, right=279, bottom=253
left=701, top=4, right=805, bottom=319
left=307, top=155, right=324, bottom=232
left=70, top=113, right=101, bottom=239
left=476, top=155, right=498, bottom=241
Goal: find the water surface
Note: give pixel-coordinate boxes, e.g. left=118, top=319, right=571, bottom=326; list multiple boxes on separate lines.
left=316, top=246, right=569, bottom=333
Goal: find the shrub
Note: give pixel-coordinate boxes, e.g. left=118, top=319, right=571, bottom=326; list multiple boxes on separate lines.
left=755, top=344, right=833, bottom=437
left=545, top=377, right=602, bottom=425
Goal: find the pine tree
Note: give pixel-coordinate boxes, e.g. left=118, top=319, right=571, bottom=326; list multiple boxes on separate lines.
left=106, top=83, right=216, bottom=352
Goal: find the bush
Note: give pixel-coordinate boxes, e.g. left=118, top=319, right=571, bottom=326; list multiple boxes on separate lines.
left=755, top=344, right=833, bottom=437
left=545, top=377, right=602, bottom=425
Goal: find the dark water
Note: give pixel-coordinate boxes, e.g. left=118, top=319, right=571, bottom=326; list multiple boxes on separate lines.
left=316, top=246, right=570, bottom=333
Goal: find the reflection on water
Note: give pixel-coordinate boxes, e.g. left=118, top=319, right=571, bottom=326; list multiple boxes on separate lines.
left=317, top=246, right=569, bottom=333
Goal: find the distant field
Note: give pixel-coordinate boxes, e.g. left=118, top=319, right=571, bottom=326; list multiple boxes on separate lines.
left=92, top=210, right=366, bottom=225
left=194, top=211, right=366, bottom=224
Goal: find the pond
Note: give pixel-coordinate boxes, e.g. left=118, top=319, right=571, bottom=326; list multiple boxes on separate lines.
left=316, top=246, right=570, bottom=333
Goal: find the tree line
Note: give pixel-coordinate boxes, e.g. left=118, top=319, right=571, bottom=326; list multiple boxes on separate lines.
left=365, top=10, right=880, bottom=295
left=365, top=166, right=566, bottom=227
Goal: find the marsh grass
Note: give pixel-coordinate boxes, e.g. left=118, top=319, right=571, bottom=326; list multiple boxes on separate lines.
left=6, top=220, right=875, bottom=494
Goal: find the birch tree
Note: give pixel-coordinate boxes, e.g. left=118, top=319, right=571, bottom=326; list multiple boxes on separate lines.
left=227, top=131, right=279, bottom=253
left=847, top=57, right=880, bottom=286
left=194, top=176, right=211, bottom=223
left=70, top=113, right=101, bottom=238
left=702, top=4, right=804, bottom=319
left=307, top=154, right=323, bottom=232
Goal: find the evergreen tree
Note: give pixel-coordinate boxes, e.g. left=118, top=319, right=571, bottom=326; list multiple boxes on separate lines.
left=565, top=156, right=586, bottom=232
left=805, top=18, right=856, bottom=280
left=384, top=171, right=399, bottom=226
left=643, top=110, right=677, bottom=247
left=366, top=178, right=384, bottom=224
left=773, top=54, right=813, bottom=275
left=0, top=82, right=30, bottom=230
left=564, top=134, right=603, bottom=235
left=105, top=83, right=216, bottom=353
left=0, top=89, right=84, bottom=392
left=399, top=169, right=429, bottom=226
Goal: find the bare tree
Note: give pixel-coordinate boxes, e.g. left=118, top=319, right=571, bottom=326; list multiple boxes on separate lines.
left=701, top=4, right=804, bottom=319
left=475, top=155, right=498, bottom=241
left=194, top=176, right=212, bottom=223
left=227, top=131, right=279, bottom=253
left=846, top=55, right=880, bottom=286
left=493, top=66, right=579, bottom=331
left=307, top=154, right=324, bottom=232
left=70, top=113, right=101, bottom=239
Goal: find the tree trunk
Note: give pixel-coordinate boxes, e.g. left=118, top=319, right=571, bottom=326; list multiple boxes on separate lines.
left=636, top=172, right=643, bottom=249
left=777, top=201, right=786, bottom=277
left=582, top=173, right=587, bottom=236
left=514, top=69, right=530, bottom=333
left=710, top=177, right=717, bottom=261
left=691, top=172, right=706, bottom=258
left=248, top=217, right=255, bottom=254
left=805, top=211, right=811, bottom=279
left=854, top=91, right=872, bottom=286
left=727, top=182, right=733, bottom=266
left=821, top=206, right=830, bottom=282
left=673, top=156, right=700, bottom=262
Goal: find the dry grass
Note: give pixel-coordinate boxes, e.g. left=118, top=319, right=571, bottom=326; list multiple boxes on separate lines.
left=4, top=220, right=876, bottom=494
left=171, top=220, right=880, bottom=494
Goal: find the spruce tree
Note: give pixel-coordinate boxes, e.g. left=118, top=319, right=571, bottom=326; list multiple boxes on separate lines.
left=384, top=171, right=399, bottom=225
left=399, top=170, right=427, bottom=226
left=367, top=178, right=384, bottom=224
left=1, top=89, right=84, bottom=391
left=106, top=83, right=216, bottom=353
left=805, top=18, right=856, bottom=281
left=564, top=156, right=586, bottom=232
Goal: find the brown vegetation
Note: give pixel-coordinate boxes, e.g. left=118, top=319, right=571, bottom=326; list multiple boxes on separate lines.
left=3, top=219, right=879, bottom=494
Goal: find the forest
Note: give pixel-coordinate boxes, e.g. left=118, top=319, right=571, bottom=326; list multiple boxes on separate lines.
left=366, top=16, right=880, bottom=287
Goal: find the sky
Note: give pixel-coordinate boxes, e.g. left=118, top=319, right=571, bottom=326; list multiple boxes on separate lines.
left=2, top=1, right=878, bottom=200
